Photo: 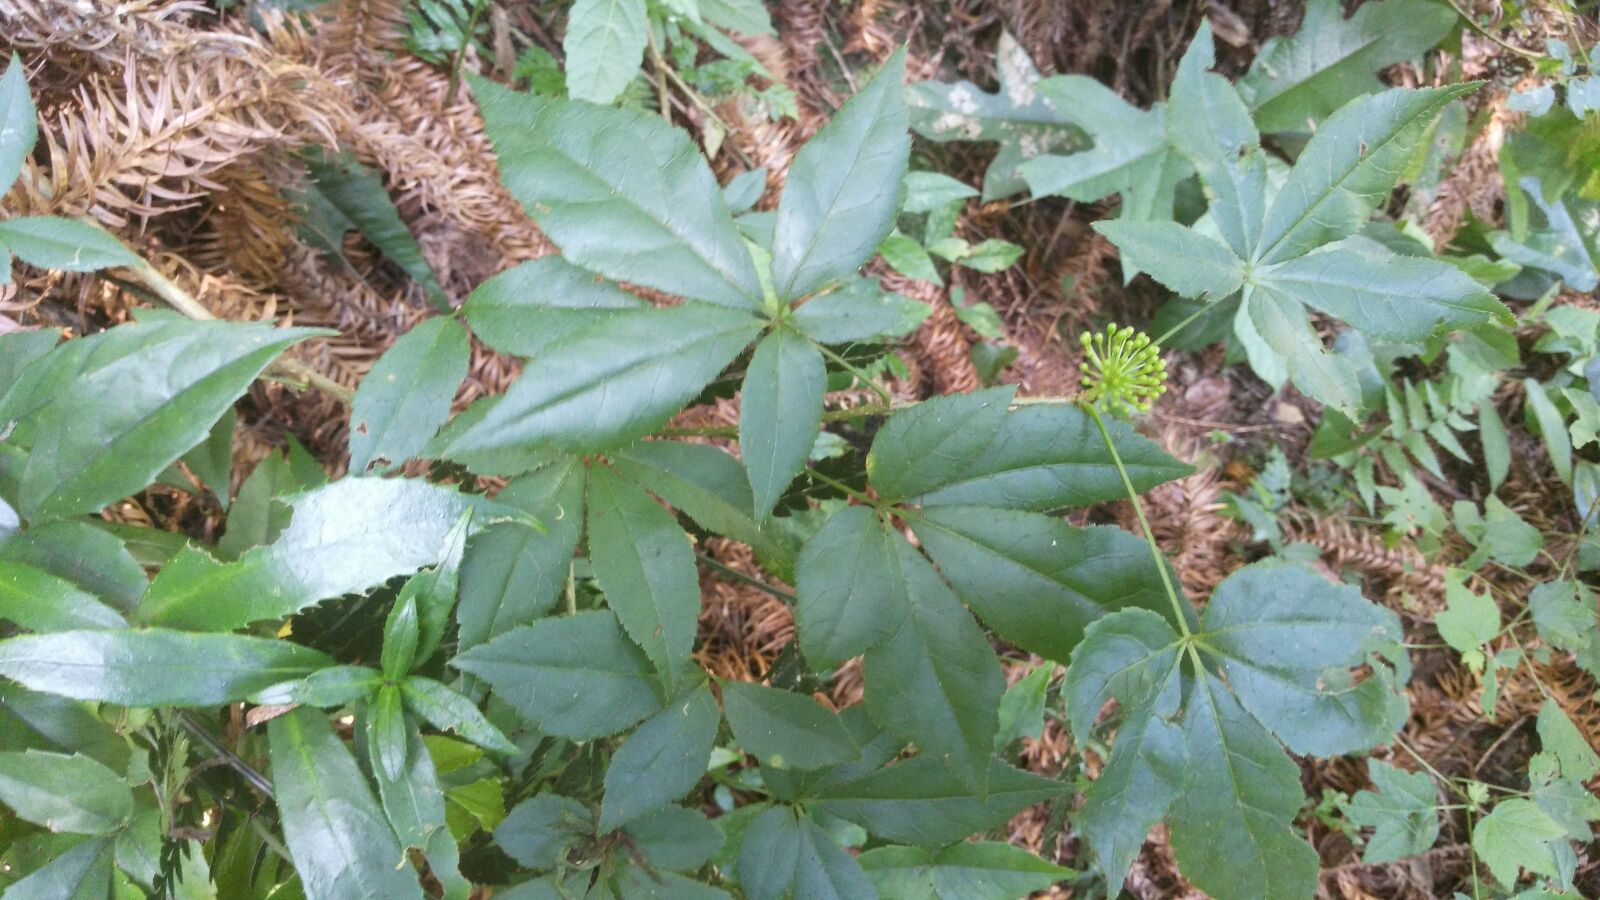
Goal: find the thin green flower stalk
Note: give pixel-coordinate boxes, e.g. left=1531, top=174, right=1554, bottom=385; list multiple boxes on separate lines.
left=1078, top=323, right=1167, bottom=417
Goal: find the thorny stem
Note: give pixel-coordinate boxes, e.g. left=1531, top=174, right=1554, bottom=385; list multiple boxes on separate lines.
left=121, top=254, right=357, bottom=406
left=813, top=340, right=895, bottom=405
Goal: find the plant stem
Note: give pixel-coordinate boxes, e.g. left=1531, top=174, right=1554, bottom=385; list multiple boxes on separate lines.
left=1154, top=304, right=1210, bottom=347
left=443, top=0, right=489, bottom=105
left=696, top=552, right=796, bottom=603
left=807, top=467, right=875, bottom=506
left=646, top=28, right=673, bottom=123
left=1443, top=0, right=1542, bottom=60
left=177, top=711, right=275, bottom=799
left=813, top=341, right=895, bottom=405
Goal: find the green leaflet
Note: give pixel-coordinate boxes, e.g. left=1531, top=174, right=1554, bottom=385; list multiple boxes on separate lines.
left=1090, top=220, right=1244, bottom=300
left=349, top=316, right=470, bottom=475
left=0, top=629, right=332, bottom=706
left=861, top=535, right=1002, bottom=793
left=1237, top=0, right=1458, bottom=134
left=587, top=464, right=701, bottom=689
left=9, top=318, right=324, bottom=523
left=218, top=440, right=325, bottom=560
left=739, top=329, right=825, bottom=520
left=1, top=836, right=113, bottom=898
left=399, top=676, right=518, bottom=755
left=0, top=560, right=125, bottom=632
left=462, top=256, right=646, bottom=358
left=815, top=756, right=1062, bottom=847
left=300, top=146, right=449, bottom=310
left=140, top=478, right=524, bottom=631
left=1166, top=24, right=1266, bottom=259
left=363, top=710, right=469, bottom=899
left=0, top=217, right=138, bottom=274
left=794, top=505, right=912, bottom=666
left=268, top=708, right=424, bottom=900
left=442, top=304, right=761, bottom=457
left=0, top=54, right=37, bottom=195
left=859, top=842, right=1073, bottom=900
left=495, top=794, right=595, bottom=871
left=720, top=680, right=860, bottom=771
left=598, top=682, right=719, bottom=832
left=1342, top=759, right=1439, bottom=863
left=866, top=387, right=1015, bottom=503
left=770, top=48, right=908, bottom=301
left=0, top=750, right=132, bottom=835
left=562, top=0, right=647, bottom=105
left=473, top=77, right=762, bottom=308
left=456, top=458, right=585, bottom=654
left=621, top=806, right=724, bottom=872
left=791, top=278, right=929, bottom=344
left=907, top=33, right=1088, bottom=200
left=736, top=805, right=873, bottom=900
left=451, top=611, right=664, bottom=740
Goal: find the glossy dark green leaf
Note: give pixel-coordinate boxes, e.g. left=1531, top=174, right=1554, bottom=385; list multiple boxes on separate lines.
left=141, top=478, right=523, bottom=631
left=587, top=464, right=701, bottom=688
left=737, top=805, right=873, bottom=900
left=452, top=611, right=664, bottom=739
left=12, top=319, right=323, bottom=522
left=0, top=217, right=139, bottom=273
left=794, top=505, right=910, bottom=666
left=1236, top=0, right=1458, bottom=134
left=217, top=444, right=323, bottom=560
left=791, top=278, right=928, bottom=344
left=623, top=806, right=724, bottom=872
left=816, top=756, right=1062, bottom=847
left=0, top=560, right=125, bottom=632
left=862, top=536, right=1001, bottom=792
left=1343, top=759, right=1439, bottom=863
left=0, top=683, right=128, bottom=768
left=349, top=316, right=470, bottom=474
left=302, top=147, right=448, bottom=309
left=0, top=520, right=146, bottom=612
left=866, top=387, right=1013, bottom=503
left=399, top=676, right=518, bottom=755
left=176, top=405, right=234, bottom=507
left=915, top=508, right=1182, bottom=663
left=363, top=708, right=468, bottom=897
left=0, top=750, right=132, bottom=834
left=859, top=842, right=1074, bottom=899
left=443, top=305, right=761, bottom=456
left=610, top=441, right=793, bottom=574
left=1199, top=564, right=1408, bottom=756
left=598, top=682, right=719, bottom=832
left=457, top=458, right=584, bottom=654
left=288, top=665, right=384, bottom=707
left=771, top=48, right=908, bottom=301
left=911, top=403, right=1191, bottom=510
left=720, top=680, right=859, bottom=770
left=1167, top=674, right=1319, bottom=900
left=410, top=510, right=471, bottom=668
left=740, top=329, right=825, bottom=520
left=462, top=256, right=646, bottom=358
left=370, top=684, right=409, bottom=781
left=0, top=54, right=36, bottom=194
left=0, top=329, right=60, bottom=401
left=0, top=629, right=332, bottom=706
left=494, top=793, right=594, bottom=870
left=562, top=0, right=647, bottom=105
left=268, top=707, right=424, bottom=900
left=474, top=78, right=762, bottom=308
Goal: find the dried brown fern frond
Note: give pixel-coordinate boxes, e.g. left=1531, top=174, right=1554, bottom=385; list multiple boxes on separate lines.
left=0, top=0, right=212, bottom=71
left=1282, top=510, right=1448, bottom=609
left=890, top=273, right=980, bottom=396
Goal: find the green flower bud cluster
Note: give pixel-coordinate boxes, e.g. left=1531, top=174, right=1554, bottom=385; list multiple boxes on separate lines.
left=1078, top=323, right=1167, bottom=416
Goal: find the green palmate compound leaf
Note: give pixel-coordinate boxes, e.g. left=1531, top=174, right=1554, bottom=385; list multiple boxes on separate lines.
left=473, top=77, right=761, bottom=308
left=457, top=458, right=584, bottom=654
left=0, top=628, right=330, bottom=706
left=859, top=842, right=1073, bottom=900
left=720, top=680, right=860, bottom=770
left=0, top=750, right=133, bottom=835
left=0, top=217, right=139, bottom=273
left=1090, top=220, right=1244, bottom=299
left=349, top=316, right=469, bottom=475
left=1236, top=0, right=1458, bottom=134
left=771, top=48, right=908, bottom=301
left=860, top=536, right=999, bottom=794
left=598, top=682, right=719, bottom=832
left=794, top=505, right=912, bottom=666
left=268, top=708, right=425, bottom=900
left=451, top=611, right=664, bottom=739
left=908, top=33, right=1088, bottom=200
left=461, top=256, right=646, bottom=358
left=0, top=54, right=37, bottom=194
left=736, top=805, right=873, bottom=900
left=740, top=329, right=825, bottom=520
left=562, top=0, right=647, bottom=105
left=816, top=756, right=1062, bottom=847
left=0, top=560, right=125, bottom=632
left=1166, top=24, right=1266, bottom=259
left=610, top=441, right=793, bottom=574
left=587, top=464, right=701, bottom=688
left=1342, top=759, right=1440, bottom=864
left=8, top=319, right=324, bottom=523
left=301, top=147, right=449, bottom=309
left=140, top=478, right=525, bottom=631
left=914, top=509, right=1181, bottom=663
left=442, top=304, right=761, bottom=457
left=866, top=386, right=1014, bottom=502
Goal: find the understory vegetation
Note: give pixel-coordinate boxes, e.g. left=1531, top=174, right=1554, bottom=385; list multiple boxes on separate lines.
left=0, top=1, right=1597, bottom=898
